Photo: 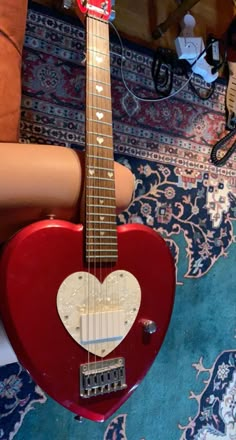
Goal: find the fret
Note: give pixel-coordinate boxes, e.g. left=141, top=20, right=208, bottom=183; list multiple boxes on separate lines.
left=86, top=229, right=114, bottom=232
left=86, top=165, right=113, bottom=171
left=87, top=119, right=112, bottom=127
left=87, top=195, right=114, bottom=199
left=87, top=131, right=112, bottom=138
left=88, top=220, right=115, bottom=224
left=86, top=253, right=118, bottom=257
left=87, top=213, right=116, bottom=217
left=87, top=154, right=113, bottom=161
left=87, top=176, right=115, bottom=182
left=86, top=242, right=117, bottom=245
left=88, top=92, right=111, bottom=101
left=88, top=78, right=110, bottom=86
left=88, top=48, right=109, bottom=57
left=87, top=144, right=112, bottom=150
left=86, top=248, right=117, bottom=253
left=86, top=255, right=118, bottom=260
left=87, top=186, right=115, bottom=191
left=87, top=204, right=115, bottom=208
left=87, top=63, right=109, bottom=72
left=88, top=106, right=112, bottom=113
left=86, top=253, right=118, bottom=256
left=89, top=34, right=108, bottom=41
left=86, top=235, right=117, bottom=239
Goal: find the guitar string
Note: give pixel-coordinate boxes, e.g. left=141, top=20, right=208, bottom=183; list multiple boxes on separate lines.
left=97, top=15, right=113, bottom=370
left=107, top=17, right=113, bottom=366
left=100, top=16, right=107, bottom=372
left=87, top=15, right=119, bottom=388
left=104, top=16, right=119, bottom=368
left=102, top=16, right=108, bottom=370
left=106, top=16, right=116, bottom=366
left=87, top=13, right=91, bottom=378
left=95, top=15, right=103, bottom=370
left=108, top=18, right=117, bottom=368
left=94, top=15, right=101, bottom=373
left=93, top=15, right=100, bottom=377
left=94, top=15, right=99, bottom=373
left=99, top=16, right=105, bottom=369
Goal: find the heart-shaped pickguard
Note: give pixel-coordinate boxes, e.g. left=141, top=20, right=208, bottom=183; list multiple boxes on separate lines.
left=57, top=270, right=141, bottom=357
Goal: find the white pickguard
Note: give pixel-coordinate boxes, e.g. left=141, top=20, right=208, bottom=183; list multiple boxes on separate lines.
left=57, top=270, right=141, bottom=358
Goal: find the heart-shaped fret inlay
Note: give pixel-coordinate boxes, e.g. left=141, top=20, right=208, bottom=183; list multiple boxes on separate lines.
left=96, top=112, right=104, bottom=120
left=100, top=216, right=105, bottom=221
left=96, top=55, right=103, bottom=63
left=100, top=200, right=104, bottom=204
left=89, top=169, right=95, bottom=175
left=57, top=270, right=141, bottom=357
left=108, top=172, right=113, bottom=178
left=100, top=231, right=105, bottom=236
left=96, top=85, right=103, bottom=93
left=97, top=136, right=104, bottom=145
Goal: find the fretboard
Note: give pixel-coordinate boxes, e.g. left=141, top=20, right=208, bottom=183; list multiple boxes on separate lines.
left=85, top=15, right=117, bottom=263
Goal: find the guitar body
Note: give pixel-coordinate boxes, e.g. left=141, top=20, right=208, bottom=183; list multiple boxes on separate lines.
left=0, top=220, right=175, bottom=422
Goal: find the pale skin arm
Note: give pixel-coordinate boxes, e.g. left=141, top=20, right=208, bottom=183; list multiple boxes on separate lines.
left=0, top=0, right=134, bottom=244
left=0, top=143, right=134, bottom=244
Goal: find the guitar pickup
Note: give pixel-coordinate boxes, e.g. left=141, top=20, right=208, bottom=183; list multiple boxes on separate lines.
left=80, top=310, right=125, bottom=345
left=80, top=358, right=127, bottom=398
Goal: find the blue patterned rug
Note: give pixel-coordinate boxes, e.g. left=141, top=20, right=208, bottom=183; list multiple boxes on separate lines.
left=0, top=2, right=235, bottom=439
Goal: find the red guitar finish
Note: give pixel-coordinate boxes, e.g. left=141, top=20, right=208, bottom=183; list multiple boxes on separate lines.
left=0, top=220, right=175, bottom=422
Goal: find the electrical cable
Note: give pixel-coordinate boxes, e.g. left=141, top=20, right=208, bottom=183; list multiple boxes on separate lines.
left=188, top=73, right=215, bottom=100
left=110, top=22, right=224, bottom=103
left=109, top=21, right=193, bottom=102
left=183, top=37, right=223, bottom=100
left=109, top=22, right=236, bottom=166
left=110, top=22, right=236, bottom=166
left=151, top=50, right=174, bottom=97
left=210, top=127, right=236, bottom=166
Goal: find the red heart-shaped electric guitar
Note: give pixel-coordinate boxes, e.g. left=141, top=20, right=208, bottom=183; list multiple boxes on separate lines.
left=0, top=0, right=175, bottom=422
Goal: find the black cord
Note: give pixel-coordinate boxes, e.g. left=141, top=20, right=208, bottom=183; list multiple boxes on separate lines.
left=188, top=74, right=216, bottom=100
left=151, top=37, right=225, bottom=100
left=151, top=50, right=174, bottom=97
left=210, top=127, right=236, bottom=166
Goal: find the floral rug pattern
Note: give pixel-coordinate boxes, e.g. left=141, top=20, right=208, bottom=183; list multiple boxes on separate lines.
left=116, top=156, right=236, bottom=279
left=0, top=3, right=235, bottom=439
left=0, top=363, right=46, bottom=440
left=179, top=350, right=236, bottom=440
left=103, top=351, right=236, bottom=440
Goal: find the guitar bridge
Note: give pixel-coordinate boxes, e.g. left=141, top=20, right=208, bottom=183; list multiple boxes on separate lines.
left=80, top=358, right=127, bottom=398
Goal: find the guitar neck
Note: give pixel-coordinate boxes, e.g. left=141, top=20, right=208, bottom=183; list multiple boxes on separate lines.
left=85, top=15, right=117, bottom=263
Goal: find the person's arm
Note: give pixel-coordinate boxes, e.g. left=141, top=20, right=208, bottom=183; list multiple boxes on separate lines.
left=0, top=142, right=134, bottom=243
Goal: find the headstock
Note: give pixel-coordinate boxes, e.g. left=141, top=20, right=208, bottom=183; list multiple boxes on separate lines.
left=76, top=0, right=113, bottom=20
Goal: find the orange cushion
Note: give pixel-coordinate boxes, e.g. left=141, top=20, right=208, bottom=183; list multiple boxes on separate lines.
left=0, top=0, right=27, bottom=142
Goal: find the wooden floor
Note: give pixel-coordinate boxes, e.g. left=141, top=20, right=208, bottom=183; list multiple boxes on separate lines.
left=33, top=0, right=236, bottom=51
left=116, top=0, right=235, bottom=49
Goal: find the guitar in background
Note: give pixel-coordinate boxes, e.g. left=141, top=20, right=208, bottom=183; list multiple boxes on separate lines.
left=0, top=0, right=175, bottom=422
